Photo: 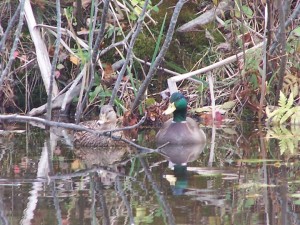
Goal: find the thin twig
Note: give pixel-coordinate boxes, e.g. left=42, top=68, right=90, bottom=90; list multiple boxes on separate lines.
left=36, top=24, right=89, bottom=50
left=99, top=29, right=134, bottom=56
left=259, top=4, right=268, bottom=120
left=131, top=0, right=188, bottom=111
left=134, top=55, right=203, bottom=84
left=208, top=72, right=215, bottom=121
left=116, top=177, right=134, bottom=225
left=46, top=0, right=62, bottom=120
left=47, top=138, right=63, bottom=225
left=95, top=177, right=110, bottom=225
left=109, top=0, right=150, bottom=105
left=0, top=4, right=21, bottom=53
left=0, top=0, right=26, bottom=87
left=275, top=0, right=288, bottom=103
left=75, top=0, right=111, bottom=123
left=270, top=1, right=300, bottom=53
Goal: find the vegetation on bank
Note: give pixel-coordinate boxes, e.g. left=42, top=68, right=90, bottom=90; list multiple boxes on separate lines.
left=0, top=0, right=300, bottom=126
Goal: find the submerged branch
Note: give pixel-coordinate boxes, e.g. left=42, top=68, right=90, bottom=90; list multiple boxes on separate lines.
left=49, top=165, right=134, bottom=181
left=138, top=156, right=176, bottom=225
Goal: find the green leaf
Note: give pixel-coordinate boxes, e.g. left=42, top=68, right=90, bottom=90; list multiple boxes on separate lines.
left=131, top=0, right=139, bottom=6
left=89, top=85, right=102, bottom=100
left=152, top=5, right=159, bottom=12
left=292, top=27, right=300, bottom=37
left=150, top=13, right=167, bottom=65
left=129, top=13, right=137, bottom=21
left=293, top=199, right=300, bottom=205
left=278, top=91, right=287, bottom=108
left=245, top=198, right=255, bottom=208
left=287, top=92, right=294, bottom=108
left=280, top=108, right=295, bottom=124
left=57, top=64, right=64, bottom=70
left=289, top=193, right=300, bottom=198
left=242, top=5, right=253, bottom=18
left=134, top=6, right=142, bottom=15
left=291, top=107, right=300, bottom=124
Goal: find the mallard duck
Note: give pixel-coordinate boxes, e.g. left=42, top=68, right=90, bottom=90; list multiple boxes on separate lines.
left=156, top=92, right=206, bottom=145
left=74, top=105, right=122, bottom=147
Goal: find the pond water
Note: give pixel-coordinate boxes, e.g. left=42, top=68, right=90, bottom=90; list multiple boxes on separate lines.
left=0, top=123, right=300, bottom=225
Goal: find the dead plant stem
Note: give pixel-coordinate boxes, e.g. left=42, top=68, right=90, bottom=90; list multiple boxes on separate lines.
left=275, top=0, right=288, bottom=104
left=208, top=72, right=215, bottom=121
left=167, top=42, right=264, bottom=93
left=259, top=4, right=268, bottom=121
left=61, top=64, right=87, bottom=111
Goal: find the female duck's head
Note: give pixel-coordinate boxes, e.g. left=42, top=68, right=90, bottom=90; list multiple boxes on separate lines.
left=97, top=105, right=117, bottom=129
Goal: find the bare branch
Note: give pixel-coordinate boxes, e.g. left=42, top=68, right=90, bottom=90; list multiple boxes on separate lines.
left=275, top=0, right=288, bottom=103
left=131, top=0, right=187, bottom=111
left=109, top=0, right=150, bottom=105
left=0, top=113, right=155, bottom=151
left=0, top=0, right=25, bottom=87
left=75, top=0, right=111, bottom=123
left=0, top=4, right=21, bottom=53
left=270, top=0, right=300, bottom=53
left=46, top=0, right=62, bottom=120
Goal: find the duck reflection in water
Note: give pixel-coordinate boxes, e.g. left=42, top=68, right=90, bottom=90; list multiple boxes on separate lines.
left=160, top=143, right=206, bottom=195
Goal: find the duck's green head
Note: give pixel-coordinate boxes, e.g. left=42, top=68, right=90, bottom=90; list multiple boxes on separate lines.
left=163, top=92, right=187, bottom=122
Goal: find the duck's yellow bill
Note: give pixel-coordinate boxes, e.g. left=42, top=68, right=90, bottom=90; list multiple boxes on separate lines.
left=163, top=102, right=176, bottom=115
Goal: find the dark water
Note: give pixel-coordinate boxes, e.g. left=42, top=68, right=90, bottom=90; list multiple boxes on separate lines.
left=1, top=123, right=300, bottom=225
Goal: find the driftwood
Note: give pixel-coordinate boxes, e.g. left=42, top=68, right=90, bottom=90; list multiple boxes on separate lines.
left=177, top=0, right=233, bottom=32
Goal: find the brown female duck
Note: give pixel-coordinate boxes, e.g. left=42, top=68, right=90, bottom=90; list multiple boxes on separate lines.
left=74, top=105, right=122, bottom=147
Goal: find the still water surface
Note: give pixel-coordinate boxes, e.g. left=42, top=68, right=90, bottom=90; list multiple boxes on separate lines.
left=0, top=123, right=300, bottom=225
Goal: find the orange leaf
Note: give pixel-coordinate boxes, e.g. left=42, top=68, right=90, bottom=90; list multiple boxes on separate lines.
left=69, top=55, right=80, bottom=65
